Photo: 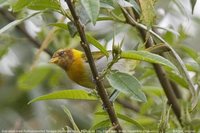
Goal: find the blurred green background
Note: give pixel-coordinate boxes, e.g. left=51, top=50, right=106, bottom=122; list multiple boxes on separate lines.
left=0, top=0, right=200, bottom=131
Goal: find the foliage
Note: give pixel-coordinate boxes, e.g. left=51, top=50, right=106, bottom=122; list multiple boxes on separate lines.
left=0, top=0, right=200, bottom=132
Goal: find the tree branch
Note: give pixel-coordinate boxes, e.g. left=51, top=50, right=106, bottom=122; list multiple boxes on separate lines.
left=121, top=7, right=182, bottom=125
left=64, top=0, right=122, bottom=132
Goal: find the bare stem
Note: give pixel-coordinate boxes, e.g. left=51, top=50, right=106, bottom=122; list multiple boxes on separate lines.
left=64, top=0, right=122, bottom=132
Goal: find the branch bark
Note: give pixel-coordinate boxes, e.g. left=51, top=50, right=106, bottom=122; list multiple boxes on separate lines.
left=64, top=0, right=122, bottom=132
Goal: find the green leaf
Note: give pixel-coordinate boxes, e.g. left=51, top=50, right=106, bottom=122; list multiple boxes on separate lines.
left=180, top=45, right=199, bottom=61
left=153, top=25, right=180, bottom=36
left=129, top=0, right=141, bottom=15
left=135, top=116, right=156, bottom=126
left=190, top=119, right=200, bottom=128
left=0, top=47, right=8, bottom=59
left=0, top=11, right=41, bottom=34
left=18, top=66, right=51, bottom=90
left=67, top=22, right=77, bottom=37
left=0, top=44, right=10, bottom=59
left=106, top=71, right=147, bottom=102
left=121, top=50, right=177, bottom=71
left=75, top=1, right=90, bottom=25
left=100, top=0, right=114, bottom=9
left=142, top=86, right=164, bottom=96
left=100, top=0, right=114, bottom=7
left=27, top=0, right=60, bottom=11
left=100, top=3, right=114, bottom=9
left=158, top=101, right=171, bottom=133
left=12, top=0, right=60, bottom=12
left=28, top=90, right=97, bottom=104
left=48, top=23, right=68, bottom=30
left=117, top=113, right=144, bottom=129
left=190, top=0, right=197, bottom=14
left=95, top=111, right=144, bottom=129
left=62, top=106, right=80, bottom=132
left=81, top=0, right=100, bottom=25
left=186, top=63, right=200, bottom=73
left=12, top=0, right=32, bottom=12
left=172, top=0, right=189, bottom=19
left=163, top=31, right=176, bottom=45
left=117, top=0, right=133, bottom=7
left=86, top=34, right=109, bottom=57
left=166, top=70, right=188, bottom=88
left=91, top=119, right=110, bottom=130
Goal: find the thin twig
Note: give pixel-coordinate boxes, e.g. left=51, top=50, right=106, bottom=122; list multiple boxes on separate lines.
left=116, top=99, right=140, bottom=112
left=64, top=0, right=122, bottom=132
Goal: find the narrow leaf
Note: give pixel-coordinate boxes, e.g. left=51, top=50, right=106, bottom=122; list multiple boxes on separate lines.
left=28, top=90, right=97, bottom=104
left=62, top=106, right=80, bottom=132
left=129, top=0, right=141, bottom=15
left=67, top=22, right=78, bottom=37
left=12, top=0, right=60, bottom=12
left=12, top=0, right=32, bottom=12
left=0, top=11, right=41, bottom=34
left=166, top=70, right=188, bottom=88
left=95, top=111, right=144, bottom=129
left=117, top=0, right=133, bottom=7
left=106, top=71, right=147, bottom=102
left=75, top=1, right=90, bottom=25
left=48, top=23, right=68, bottom=30
left=81, top=0, right=100, bottom=25
left=91, top=119, right=110, bottom=130
left=86, top=34, right=109, bottom=57
left=172, top=0, right=189, bottom=19
left=117, top=113, right=144, bottom=129
left=190, top=0, right=197, bottom=14
left=27, top=0, right=60, bottom=11
left=100, top=3, right=114, bottom=9
left=121, top=50, right=177, bottom=71
left=142, top=86, right=164, bottom=96
left=186, top=63, right=200, bottom=73
left=153, top=25, right=180, bottom=36
left=180, top=45, right=199, bottom=61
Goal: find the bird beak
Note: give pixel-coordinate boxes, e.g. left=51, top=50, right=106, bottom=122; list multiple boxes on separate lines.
left=49, top=57, right=58, bottom=64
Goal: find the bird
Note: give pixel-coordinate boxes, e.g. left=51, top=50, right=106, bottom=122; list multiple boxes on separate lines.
left=49, top=48, right=137, bottom=100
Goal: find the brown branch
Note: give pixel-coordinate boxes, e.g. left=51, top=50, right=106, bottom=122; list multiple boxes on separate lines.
left=143, top=33, right=182, bottom=123
left=116, top=99, right=140, bottom=112
left=170, top=80, right=182, bottom=99
left=0, top=8, right=53, bottom=56
left=121, top=7, right=182, bottom=125
left=64, top=0, right=122, bottom=132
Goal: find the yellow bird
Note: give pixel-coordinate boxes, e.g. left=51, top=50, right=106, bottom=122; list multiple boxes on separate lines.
left=49, top=48, right=136, bottom=89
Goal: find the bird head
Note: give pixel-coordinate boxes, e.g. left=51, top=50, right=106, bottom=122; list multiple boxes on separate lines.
left=49, top=48, right=75, bottom=70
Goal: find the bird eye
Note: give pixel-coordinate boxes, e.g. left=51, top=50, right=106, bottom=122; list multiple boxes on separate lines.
left=58, top=51, right=65, bottom=56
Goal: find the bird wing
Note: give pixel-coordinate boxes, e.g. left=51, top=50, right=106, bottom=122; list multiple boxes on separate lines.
left=83, top=51, right=111, bottom=62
